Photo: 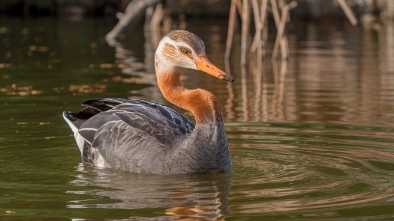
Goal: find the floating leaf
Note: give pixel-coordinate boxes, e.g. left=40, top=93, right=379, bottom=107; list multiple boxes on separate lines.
left=0, top=84, right=42, bottom=96
left=0, top=64, right=11, bottom=68
left=29, top=45, right=37, bottom=51
left=5, top=210, right=16, bottom=214
left=53, top=84, right=107, bottom=94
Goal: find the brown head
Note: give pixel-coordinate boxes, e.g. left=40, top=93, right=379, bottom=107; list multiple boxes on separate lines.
left=155, top=30, right=234, bottom=82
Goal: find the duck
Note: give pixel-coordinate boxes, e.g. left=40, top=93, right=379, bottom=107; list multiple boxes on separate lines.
left=63, top=30, right=234, bottom=175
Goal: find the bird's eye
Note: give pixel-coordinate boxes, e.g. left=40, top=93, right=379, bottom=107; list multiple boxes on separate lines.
left=180, top=47, right=188, bottom=54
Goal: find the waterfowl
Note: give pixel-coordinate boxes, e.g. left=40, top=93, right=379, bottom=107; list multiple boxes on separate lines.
left=63, top=30, right=234, bottom=175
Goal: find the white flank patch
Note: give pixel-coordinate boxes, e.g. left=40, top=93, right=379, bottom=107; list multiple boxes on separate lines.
left=74, top=133, right=85, bottom=156
left=94, top=151, right=111, bottom=168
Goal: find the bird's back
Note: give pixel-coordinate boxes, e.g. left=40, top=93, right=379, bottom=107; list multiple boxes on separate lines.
left=63, top=98, right=195, bottom=173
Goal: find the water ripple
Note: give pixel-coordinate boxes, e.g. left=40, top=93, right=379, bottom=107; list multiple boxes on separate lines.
left=227, top=122, right=394, bottom=218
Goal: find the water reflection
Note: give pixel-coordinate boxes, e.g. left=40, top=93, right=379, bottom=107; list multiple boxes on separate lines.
left=105, top=28, right=162, bottom=101
left=228, top=122, right=394, bottom=217
left=3, top=19, right=392, bottom=126
left=379, top=21, right=394, bottom=74
left=226, top=21, right=394, bottom=124
left=69, top=164, right=231, bottom=220
left=286, top=22, right=394, bottom=125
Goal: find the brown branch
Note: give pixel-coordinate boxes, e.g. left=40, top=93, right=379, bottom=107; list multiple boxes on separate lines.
left=272, top=1, right=297, bottom=59
left=225, top=0, right=238, bottom=61
left=336, top=0, right=358, bottom=26
left=251, top=0, right=268, bottom=53
left=251, top=0, right=261, bottom=52
left=106, top=0, right=160, bottom=42
left=150, top=3, right=164, bottom=48
left=270, top=0, right=280, bottom=27
left=241, top=0, right=250, bottom=66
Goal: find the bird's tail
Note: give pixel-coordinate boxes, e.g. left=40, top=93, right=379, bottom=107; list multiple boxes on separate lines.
left=63, top=111, right=79, bottom=134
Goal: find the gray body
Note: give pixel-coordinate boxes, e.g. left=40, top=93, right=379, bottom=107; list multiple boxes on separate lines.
left=63, top=98, right=232, bottom=174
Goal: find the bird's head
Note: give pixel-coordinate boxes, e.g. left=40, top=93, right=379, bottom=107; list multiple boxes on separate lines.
left=155, top=30, right=234, bottom=82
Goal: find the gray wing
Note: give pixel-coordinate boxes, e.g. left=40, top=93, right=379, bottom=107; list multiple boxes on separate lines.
left=64, top=98, right=195, bottom=170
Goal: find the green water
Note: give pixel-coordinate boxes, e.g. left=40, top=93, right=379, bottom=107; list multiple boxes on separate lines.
left=1, top=18, right=394, bottom=220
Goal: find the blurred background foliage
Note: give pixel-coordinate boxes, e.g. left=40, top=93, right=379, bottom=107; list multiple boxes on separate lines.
left=0, top=0, right=392, bottom=22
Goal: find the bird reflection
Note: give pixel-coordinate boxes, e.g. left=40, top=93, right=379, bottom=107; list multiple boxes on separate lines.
left=68, top=164, right=231, bottom=220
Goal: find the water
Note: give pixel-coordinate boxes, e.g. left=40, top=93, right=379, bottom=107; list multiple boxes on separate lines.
left=1, top=17, right=394, bottom=220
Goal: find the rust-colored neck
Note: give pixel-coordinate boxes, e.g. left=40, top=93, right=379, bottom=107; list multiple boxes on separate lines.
left=156, top=71, right=222, bottom=125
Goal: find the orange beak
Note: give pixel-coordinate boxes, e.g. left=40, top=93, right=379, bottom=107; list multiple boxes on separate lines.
left=195, top=57, right=235, bottom=82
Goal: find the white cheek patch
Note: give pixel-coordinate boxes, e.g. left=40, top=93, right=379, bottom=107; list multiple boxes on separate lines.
left=155, top=37, right=199, bottom=71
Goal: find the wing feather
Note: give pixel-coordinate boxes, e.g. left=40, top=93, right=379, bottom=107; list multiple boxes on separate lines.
left=65, top=98, right=195, bottom=167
